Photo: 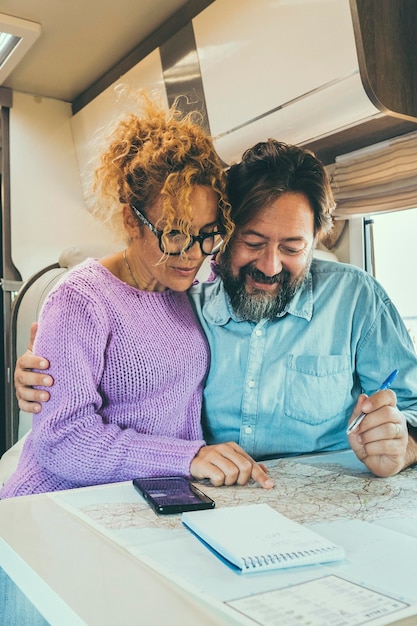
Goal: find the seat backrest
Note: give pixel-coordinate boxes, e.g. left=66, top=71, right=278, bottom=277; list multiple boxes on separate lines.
left=2, top=267, right=68, bottom=481
left=8, top=242, right=123, bottom=446
left=10, top=264, right=69, bottom=442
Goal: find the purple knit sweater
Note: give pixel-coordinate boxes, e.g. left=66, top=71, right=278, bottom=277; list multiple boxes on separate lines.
left=1, top=259, right=208, bottom=497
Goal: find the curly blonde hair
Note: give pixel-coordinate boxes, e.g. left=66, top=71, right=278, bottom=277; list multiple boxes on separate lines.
left=92, top=92, right=233, bottom=251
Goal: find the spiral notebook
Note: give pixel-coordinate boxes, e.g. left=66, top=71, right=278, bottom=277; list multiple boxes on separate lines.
left=182, top=503, right=345, bottom=574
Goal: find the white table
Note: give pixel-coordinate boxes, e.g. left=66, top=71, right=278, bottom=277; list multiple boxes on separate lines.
left=1, top=451, right=417, bottom=626
left=0, top=494, right=228, bottom=626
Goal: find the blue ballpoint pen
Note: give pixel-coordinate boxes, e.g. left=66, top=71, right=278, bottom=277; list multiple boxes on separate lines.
left=346, top=369, right=399, bottom=435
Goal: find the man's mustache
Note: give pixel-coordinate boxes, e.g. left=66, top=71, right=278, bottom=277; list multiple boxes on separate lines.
left=244, top=265, right=286, bottom=285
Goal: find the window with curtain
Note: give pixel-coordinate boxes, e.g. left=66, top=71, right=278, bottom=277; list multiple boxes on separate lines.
left=330, top=130, right=417, bottom=350
left=331, top=130, right=417, bottom=219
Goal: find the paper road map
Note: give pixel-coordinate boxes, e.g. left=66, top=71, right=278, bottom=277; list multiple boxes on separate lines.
left=51, top=453, right=417, bottom=626
left=53, top=453, right=417, bottom=532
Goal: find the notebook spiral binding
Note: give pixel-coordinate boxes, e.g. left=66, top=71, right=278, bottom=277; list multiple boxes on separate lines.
left=242, top=545, right=337, bottom=570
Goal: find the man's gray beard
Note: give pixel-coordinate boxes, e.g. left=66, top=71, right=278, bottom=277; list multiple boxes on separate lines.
left=219, top=250, right=312, bottom=323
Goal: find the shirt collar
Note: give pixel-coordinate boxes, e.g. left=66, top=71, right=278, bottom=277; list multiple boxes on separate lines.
left=206, top=271, right=313, bottom=326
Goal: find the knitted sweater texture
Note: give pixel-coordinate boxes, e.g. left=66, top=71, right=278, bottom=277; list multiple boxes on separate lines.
left=1, top=259, right=208, bottom=497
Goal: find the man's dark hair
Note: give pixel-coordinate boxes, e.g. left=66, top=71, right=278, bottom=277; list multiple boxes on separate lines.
left=226, top=139, right=335, bottom=236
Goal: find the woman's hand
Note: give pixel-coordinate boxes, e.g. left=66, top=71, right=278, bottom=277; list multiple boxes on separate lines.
left=190, top=442, right=274, bottom=489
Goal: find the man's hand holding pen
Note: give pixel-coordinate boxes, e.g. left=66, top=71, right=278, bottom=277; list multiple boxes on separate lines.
left=347, top=388, right=411, bottom=477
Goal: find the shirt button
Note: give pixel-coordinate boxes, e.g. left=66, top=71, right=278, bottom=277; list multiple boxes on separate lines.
left=248, top=380, right=256, bottom=388
left=245, top=426, right=252, bottom=434
left=255, top=329, right=262, bottom=336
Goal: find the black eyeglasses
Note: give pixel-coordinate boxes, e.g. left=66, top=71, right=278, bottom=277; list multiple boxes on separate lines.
left=130, top=205, right=225, bottom=256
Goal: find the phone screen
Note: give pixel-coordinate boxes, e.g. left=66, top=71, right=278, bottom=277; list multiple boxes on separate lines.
left=133, top=476, right=215, bottom=515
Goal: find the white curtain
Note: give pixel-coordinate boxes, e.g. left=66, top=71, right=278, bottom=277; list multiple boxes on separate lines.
left=331, top=130, right=417, bottom=218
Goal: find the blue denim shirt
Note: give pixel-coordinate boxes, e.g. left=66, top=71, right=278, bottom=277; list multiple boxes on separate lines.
left=189, top=259, right=417, bottom=460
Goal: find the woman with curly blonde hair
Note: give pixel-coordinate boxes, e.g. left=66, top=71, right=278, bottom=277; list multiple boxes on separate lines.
left=2, top=94, right=270, bottom=498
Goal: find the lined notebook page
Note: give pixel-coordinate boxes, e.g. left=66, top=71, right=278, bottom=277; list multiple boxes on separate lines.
left=182, top=503, right=345, bottom=574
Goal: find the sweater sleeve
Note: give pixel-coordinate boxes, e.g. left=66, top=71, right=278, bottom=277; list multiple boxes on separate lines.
left=31, top=284, right=205, bottom=486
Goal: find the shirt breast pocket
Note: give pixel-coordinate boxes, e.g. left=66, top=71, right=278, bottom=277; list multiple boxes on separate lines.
left=284, top=354, right=352, bottom=424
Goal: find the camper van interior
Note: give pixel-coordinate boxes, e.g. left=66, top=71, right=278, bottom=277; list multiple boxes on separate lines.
left=1, top=0, right=417, bottom=449
left=1, top=2, right=417, bottom=624
left=1, top=0, right=417, bottom=455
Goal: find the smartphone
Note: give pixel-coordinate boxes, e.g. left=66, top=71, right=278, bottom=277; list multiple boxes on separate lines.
left=132, top=476, right=215, bottom=515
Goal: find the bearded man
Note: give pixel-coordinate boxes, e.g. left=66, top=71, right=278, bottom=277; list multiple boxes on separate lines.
left=190, top=140, right=417, bottom=477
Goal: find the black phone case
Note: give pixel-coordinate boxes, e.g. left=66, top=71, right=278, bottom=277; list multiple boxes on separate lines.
left=133, top=477, right=215, bottom=515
